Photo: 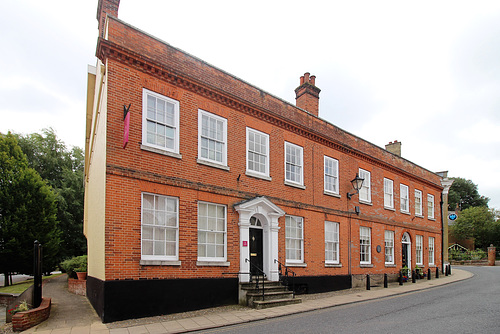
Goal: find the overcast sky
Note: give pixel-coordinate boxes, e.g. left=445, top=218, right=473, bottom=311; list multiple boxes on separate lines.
left=1, top=1, right=499, bottom=210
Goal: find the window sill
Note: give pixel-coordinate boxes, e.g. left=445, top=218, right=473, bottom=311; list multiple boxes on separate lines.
left=384, top=206, right=395, bottom=211
left=325, top=263, right=342, bottom=268
left=415, top=214, right=424, bottom=219
left=324, top=191, right=341, bottom=198
left=286, top=262, right=307, bottom=267
left=401, top=210, right=411, bottom=215
left=196, top=261, right=230, bottom=267
left=141, top=144, right=182, bottom=159
left=197, top=158, right=230, bottom=171
left=360, top=264, right=373, bottom=268
left=140, top=260, right=181, bottom=266
left=245, top=171, right=272, bottom=181
left=385, top=264, right=397, bottom=268
left=428, top=217, right=436, bottom=221
left=284, top=180, right=306, bottom=190
left=359, top=200, right=373, bottom=206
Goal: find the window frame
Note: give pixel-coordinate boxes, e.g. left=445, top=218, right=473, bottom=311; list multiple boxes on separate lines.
left=400, top=184, right=409, bottom=213
left=246, top=127, right=270, bottom=179
left=284, top=142, right=304, bottom=187
left=384, top=178, right=394, bottom=209
left=141, top=193, right=179, bottom=262
left=142, top=89, right=180, bottom=154
left=198, top=109, right=228, bottom=167
left=384, top=230, right=395, bottom=265
left=416, top=235, right=423, bottom=265
left=427, top=194, right=435, bottom=219
left=197, top=201, right=227, bottom=263
left=358, top=169, right=371, bottom=203
left=415, top=190, right=423, bottom=216
left=324, top=156, right=339, bottom=195
left=325, top=221, right=340, bottom=264
left=286, top=215, right=304, bottom=264
left=360, top=226, right=371, bottom=265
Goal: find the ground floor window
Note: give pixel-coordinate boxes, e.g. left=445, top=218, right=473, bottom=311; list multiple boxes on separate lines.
left=429, top=236, right=435, bottom=265
left=141, top=193, right=178, bottom=261
left=360, top=226, right=371, bottom=264
left=416, top=235, right=423, bottom=265
left=198, top=202, right=227, bottom=261
left=286, top=215, right=304, bottom=263
left=325, top=221, right=339, bottom=264
left=384, top=230, right=394, bottom=264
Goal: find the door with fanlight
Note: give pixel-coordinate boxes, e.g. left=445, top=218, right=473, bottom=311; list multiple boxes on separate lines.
left=249, top=217, right=264, bottom=275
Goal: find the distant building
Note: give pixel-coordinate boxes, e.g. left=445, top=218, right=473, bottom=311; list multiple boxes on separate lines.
left=84, top=0, right=447, bottom=322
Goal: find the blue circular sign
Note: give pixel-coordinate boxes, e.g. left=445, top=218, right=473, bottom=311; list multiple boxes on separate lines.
left=449, top=213, right=457, bottom=220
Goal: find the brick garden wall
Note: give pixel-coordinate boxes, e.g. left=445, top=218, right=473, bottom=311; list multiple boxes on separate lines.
left=12, top=297, right=51, bottom=332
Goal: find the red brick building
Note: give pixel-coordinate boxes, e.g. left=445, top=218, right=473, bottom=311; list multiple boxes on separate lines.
left=84, top=0, right=448, bottom=322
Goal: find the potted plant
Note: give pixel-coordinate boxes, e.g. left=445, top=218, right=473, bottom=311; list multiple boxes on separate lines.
left=75, top=266, right=87, bottom=280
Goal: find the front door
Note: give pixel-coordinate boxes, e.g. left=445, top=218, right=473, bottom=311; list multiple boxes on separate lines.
left=402, top=243, right=408, bottom=267
left=249, top=227, right=263, bottom=275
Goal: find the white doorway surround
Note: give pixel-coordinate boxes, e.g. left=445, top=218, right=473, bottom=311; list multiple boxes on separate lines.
left=234, top=197, right=285, bottom=282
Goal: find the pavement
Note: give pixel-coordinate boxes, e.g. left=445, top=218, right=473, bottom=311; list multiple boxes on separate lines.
left=20, top=268, right=473, bottom=334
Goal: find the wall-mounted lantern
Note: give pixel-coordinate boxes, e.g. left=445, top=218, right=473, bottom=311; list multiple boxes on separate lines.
left=347, top=173, right=364, bottom=200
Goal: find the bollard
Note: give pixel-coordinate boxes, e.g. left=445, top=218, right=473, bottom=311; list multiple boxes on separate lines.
left=445, top=265, right=449, bottom=276
left=366, top=274, right=371, bottom=290
left=449, top=264, right=452, bottom=275
left=399, top=272, right=403, bottom=285
left=412, top=270, right=416, bottom=283
left=384, top=273, right=388, bottom=288
left=427, top=268, right=431, bottom=280
left=436, top=267, right=439, bottom=279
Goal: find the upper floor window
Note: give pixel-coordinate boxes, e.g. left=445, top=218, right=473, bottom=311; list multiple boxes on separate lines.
left=325, top=221, right=339, bottom=264
left=285, top=142, right=304, bottom=186
left=141, top=193, right=178, bottom=261
left=358, top=169, right=371, bottom=203
left=198, top=202, right=227, bottom=262
left=142, top=89, right=180, bottom=153
left=360, top=226, right=371, bottom=264
left=400, top=184, right=409, bottom=213
left=286, top=215, right=304, bottom=263
left=416, top=235, right=423, bottom=265
left=384, top=178, right=394, bottom=209
left=246, top=128, right=269, bottom=178
left=324, top=156, right=339, bottom=195
left=384, top=230, right=394, bottom=264
left=415, top=190, right=423, bottom=216
left=427, top=194, right=435, bottom=219
left=198, top=110, right=227, bottom=166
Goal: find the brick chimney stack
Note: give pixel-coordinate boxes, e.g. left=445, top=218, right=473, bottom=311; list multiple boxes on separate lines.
left=385, top=140, right=402, bottom=157
left=295, top=73, right=321, bottom=117
left=97, top=0, right=120, bottom=38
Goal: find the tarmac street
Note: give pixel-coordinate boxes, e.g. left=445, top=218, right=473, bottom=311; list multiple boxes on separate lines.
left=18, top=268, right=473, bottom=334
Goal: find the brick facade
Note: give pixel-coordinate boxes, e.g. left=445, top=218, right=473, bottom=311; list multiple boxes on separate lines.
left=85, top=0, right=445, bottom=322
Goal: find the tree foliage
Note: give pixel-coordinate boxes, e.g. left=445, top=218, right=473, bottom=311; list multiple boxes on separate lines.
left=448, top=177, right=489, bottom=211
left=451, top=206, right=500, bottom=249
left=0, top=133, right=61, bottom=277
left=15, top=129, right=86, bottom=260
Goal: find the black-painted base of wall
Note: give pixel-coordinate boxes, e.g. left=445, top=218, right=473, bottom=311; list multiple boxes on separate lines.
left=86, top=276, right=239, bottom=323
left=287, top=275, right=352, bottom=294
left=86, top=275, right=352, bottom=323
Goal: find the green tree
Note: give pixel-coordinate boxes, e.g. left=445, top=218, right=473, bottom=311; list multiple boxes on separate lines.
left=451, top=206, right=499, bottom=249
left=448, top=177, right=489, bottom=211
left=0, top=133, right=61, bottom=283
left=15, top=129, right=86, bottom=259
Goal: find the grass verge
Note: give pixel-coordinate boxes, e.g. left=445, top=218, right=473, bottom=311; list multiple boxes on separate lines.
left=0, top=274, right=63, bottom=294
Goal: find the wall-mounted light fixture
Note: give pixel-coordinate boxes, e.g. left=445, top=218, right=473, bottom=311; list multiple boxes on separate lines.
left=347, top=173, right=364, bottom=200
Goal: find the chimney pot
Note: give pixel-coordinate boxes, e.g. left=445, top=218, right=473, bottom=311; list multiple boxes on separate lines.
left=295, top=72, right=321, bottom=116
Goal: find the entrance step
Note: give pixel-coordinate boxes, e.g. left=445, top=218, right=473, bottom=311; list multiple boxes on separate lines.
left=240, top=280, right=302, bottom=309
